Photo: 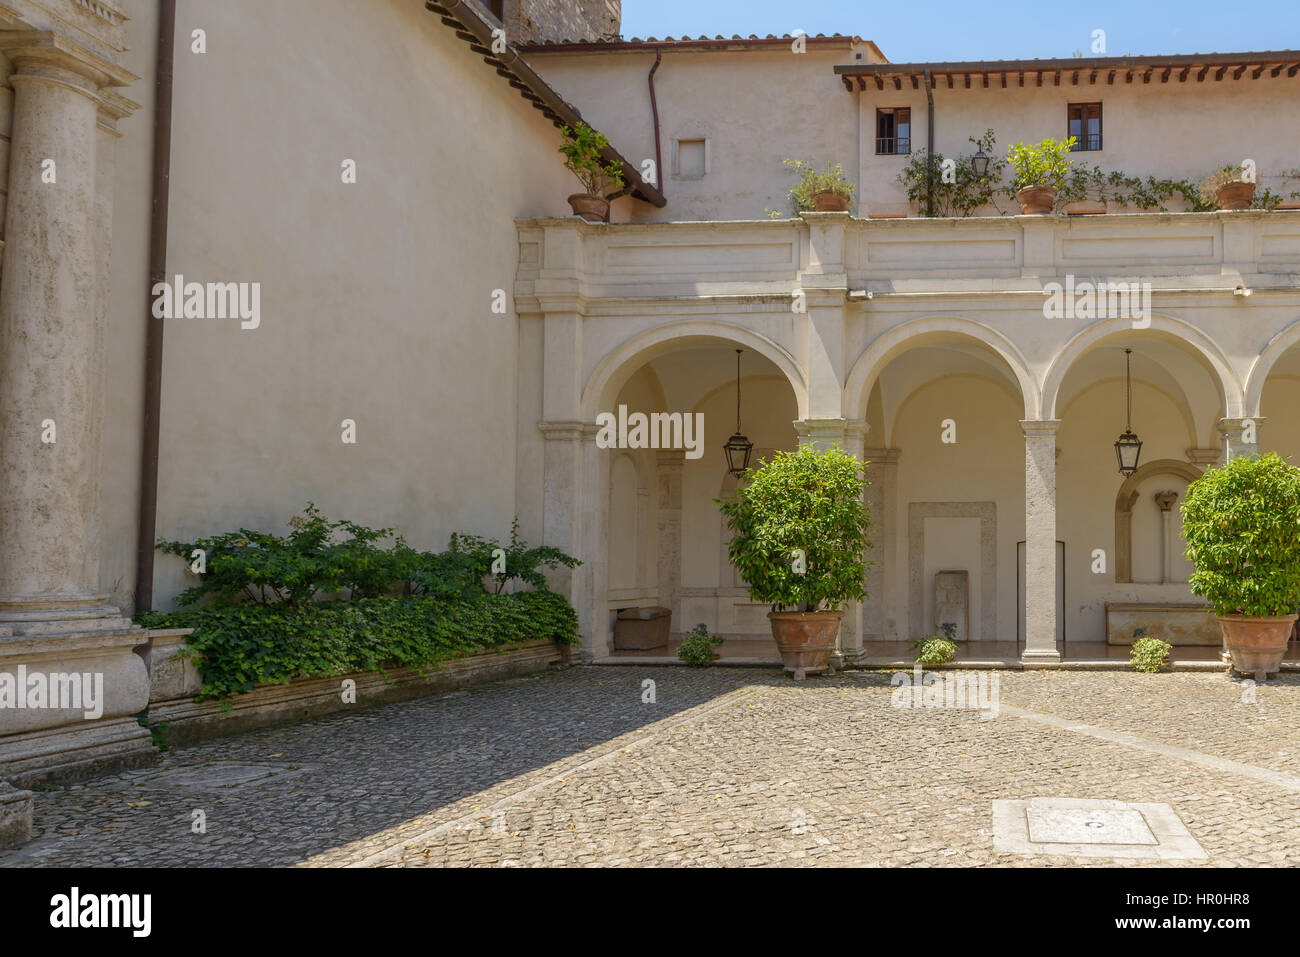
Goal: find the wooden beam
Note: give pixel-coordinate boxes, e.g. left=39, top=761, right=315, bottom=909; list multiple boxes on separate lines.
left=842, top=75, right=854, bottom=91
left=1018, top=71, right=1024, bottom=87
left=874, top=75, right=883, bottom=90
left=856, top=75, right=866, bottom=90
left=1089, top=69, right=1097, bottom=84
left=1289, top=63, right=1300, bottom=77
left=893, top=75, right=901, bottom=90
left=1271, top=64, right=1283, bottom=77
left=1214, top=65, right=1227, bottom=80
left=1233, top=65, right=1247, bottom=79
left=946, top=73, right=953, bottom=88
left=1180, top=66, right=1190, bottom=81
left=1125, top=70, right=1133, bottom=83
left=1251, top=65, right=1264, bottom=79
left=1196, top=66, right=1208, bottom=81
left=1143, top=69, right=1152, bottom=83
left=1000, top=72, right=1006, bottom=88
left=1053, top=69, right=1061, bottom=86
left=1071, top=69, right=1079, bottom=85
left=1161, top=67, right=1171, bottom=82
left=964, top=73, right=971, bottom=88
left=982, top=73, right=988, bottom=88
left=911, top=74, right=918, bottom=89
left=1106, top=69, right=1115, bottom=85
left=1036, top=70, right=1043, bottom=87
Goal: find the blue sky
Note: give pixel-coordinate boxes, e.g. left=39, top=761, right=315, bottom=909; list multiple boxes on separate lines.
left=621, top=0, right=1300, bottom=62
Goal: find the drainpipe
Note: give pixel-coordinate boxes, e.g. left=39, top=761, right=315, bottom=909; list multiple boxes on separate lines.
left=135, top=0, right=176, bottom=612
left=924, top=68, right=935, bottom=217
left=648, top=47, right=664, bottom=200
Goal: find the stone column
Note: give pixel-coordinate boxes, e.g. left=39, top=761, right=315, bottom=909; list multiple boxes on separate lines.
left=1021, top=420, right=1061, bottom=665
left=539, top=422, right=592, bottom=656
left=1218, top=416, right=1263, bottom=461
left=1154, top=491, right=1179, bottom=584
left=0, top=34, right=132, bottom=623
left=863, top=448, right=901, bottom=642
left=794, top=418, right=867, bottom=664
left=0, top=32, right=150, bottom=786
left=655, top=450, right=684, bottom=634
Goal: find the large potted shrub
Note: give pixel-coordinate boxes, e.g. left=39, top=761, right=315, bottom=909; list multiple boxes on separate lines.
left=718, top=446, right=872, bottom=678
left=1199, top=164, right=1256, bottom=211
left=783, top=159, right=856, bottom=213
left=1182, top=452, right=1300, bottom=677
left=558, top=122, right=625, bottom=222
left=1007, top=136, right=1075, bottom=213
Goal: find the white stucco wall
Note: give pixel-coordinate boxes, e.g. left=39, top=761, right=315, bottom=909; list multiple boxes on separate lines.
left=135, top=0, right=582, bottom=607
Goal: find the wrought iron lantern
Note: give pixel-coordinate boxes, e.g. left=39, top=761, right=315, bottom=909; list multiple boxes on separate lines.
left=724, top=349, right=753, bottom=476
left=1114, top=348, right=1143, bottom=476
left=971, top=148, right=989, bottom=178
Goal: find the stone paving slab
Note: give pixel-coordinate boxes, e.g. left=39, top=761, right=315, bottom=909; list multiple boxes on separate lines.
left=2, top=667, right=1298, bottom=867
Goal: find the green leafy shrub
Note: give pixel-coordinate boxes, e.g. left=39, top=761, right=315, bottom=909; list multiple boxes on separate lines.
left=559, top=122, right=624, bottom=195
left=677, top=623, right=723, bottom=667
left=158, top=507, right=578, bottom=607
left=781, top=159, right=856, bottom=213
left=912, top=635, right=957, bottom=665
left=157, top=504, right=408, bottom=607
left=718, top=446, right=872, bottom=612
left=1182, top=452, right=1300, bottom=617
left=1007, top=136, right=1076, bottom=191
left=137, top=591, right=578, bottom=703
left=897, top=130, right=1009, bottom=217
left=1130, top=635, right=1172, bottom=673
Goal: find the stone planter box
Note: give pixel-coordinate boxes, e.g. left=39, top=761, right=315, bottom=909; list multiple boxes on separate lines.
left=146, top=638, right=569, bottom=748
left=1105, top=602, right=1219, bottom=646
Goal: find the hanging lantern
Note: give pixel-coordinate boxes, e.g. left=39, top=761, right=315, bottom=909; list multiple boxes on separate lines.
left=724, top=349, right=753, bottom=476
left=1114, top=348, right=1143, bottom=476
left=971, top=148, right=989, bottom=178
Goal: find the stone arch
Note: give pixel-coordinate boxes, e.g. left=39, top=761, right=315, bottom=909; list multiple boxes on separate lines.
left=1041, top=314, right=1242, bottom=420
left=1244, top=318, right=1300, bottom=417
left=581, top=320, right=808, bottom=422
left=1113, top=458, right=1203, bottom=583
left=843, top=316, right=1038, bottom=422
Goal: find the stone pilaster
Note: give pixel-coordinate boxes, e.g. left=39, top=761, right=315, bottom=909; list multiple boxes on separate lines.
left=1021, top=420, right=1061, bottom=665
left=655, top=450, right=684, bottom=634
left=863, top=448, right=901, bottom=643
left=1154, top=491, right=1179, bottom=584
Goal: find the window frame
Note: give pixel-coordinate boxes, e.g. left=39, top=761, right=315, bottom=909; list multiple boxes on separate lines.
left=1067, top=102, right=1103, bottom=151
left=875, top=107, right=911, bottom=156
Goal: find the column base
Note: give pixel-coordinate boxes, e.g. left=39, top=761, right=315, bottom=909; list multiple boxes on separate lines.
left=0, top=716, right=158, bottom=789
left=1020, top=648, right=1062, bottom=667
left=0, top=594, right=134, bottom=637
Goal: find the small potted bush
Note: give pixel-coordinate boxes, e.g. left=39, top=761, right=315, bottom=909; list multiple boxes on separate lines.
left=677, top=622, right=723, bottom=666
left=783, top=159, right=856, bottom=213
left=1006, top=136, right=1076, bottom=213
left=559, top=122, right=625, bottom=222
left=1129, top=628, right=1173, bottom=673
left=1182, top=452, right=1300, bottom=677
left=912, top=624, right=958, bottom=665
left=718, top=446, right=872, bottom=679
left=1199, top=164, right=1256, bottom=211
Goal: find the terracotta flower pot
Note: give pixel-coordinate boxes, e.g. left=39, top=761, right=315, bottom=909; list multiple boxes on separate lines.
left=1215, top=181, right=1255, bottom=211
left=1218, top=613, right=1297, bottom=677
left=1016, top=185, right=1058, bottom=214
left=567, top=193, right=609, bottom=222
left=811, top=189, right=851, bottom=212
left=767, top=610, right=843, bottom=679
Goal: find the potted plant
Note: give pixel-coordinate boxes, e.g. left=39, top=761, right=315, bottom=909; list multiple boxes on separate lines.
left=1129, top=628, right=1173, bottom=673
left=677, top=622, right=723, bottom=666
left=783, top=159, right=856, bottom=213
left=1199, top=164, right=1255, bottom=211
left=1182, top=452, right=1300, bottom=678
left=718, top=446, right=872, bottom=679
left=1006, top=136, right=1076, bottom=214
left=912, top=625, right=958, bottom=666
left=558, top=122, right=625, bottom=222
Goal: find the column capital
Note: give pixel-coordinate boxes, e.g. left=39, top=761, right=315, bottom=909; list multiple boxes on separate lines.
left=537, top=420, right=590, bottom=442
left=1217, top=415, right=1265, bottom=432
left=1186, top=447, right=1221, bottom=468
left=862, top=446, right=902, bottom=464
left=1020, top=419, right=1061, bottom=438
left=0, top=30, right=137, bottom=92
left=793, top=417, right=867, bottom=444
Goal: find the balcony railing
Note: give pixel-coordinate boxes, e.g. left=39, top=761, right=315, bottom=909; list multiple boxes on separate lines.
left=1069, top=133, right=1103, bottom=151
left=876, top=136, right=910, bottom=155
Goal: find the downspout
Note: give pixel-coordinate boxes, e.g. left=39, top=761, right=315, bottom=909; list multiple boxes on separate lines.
left=924, top=68, right=935, bottom=217
left=648, top=47, right=664, bottom=200
left=135, top=0, right=176, bottom=612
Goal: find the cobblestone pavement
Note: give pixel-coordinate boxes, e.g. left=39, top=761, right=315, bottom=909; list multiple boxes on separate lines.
left=3, top=666, right=1299, bottom=867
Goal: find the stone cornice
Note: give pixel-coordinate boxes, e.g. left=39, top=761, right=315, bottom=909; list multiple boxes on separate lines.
left=0, top=28, right=137, bottom=89
left=1020, top=419, right=1062, bottom=437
